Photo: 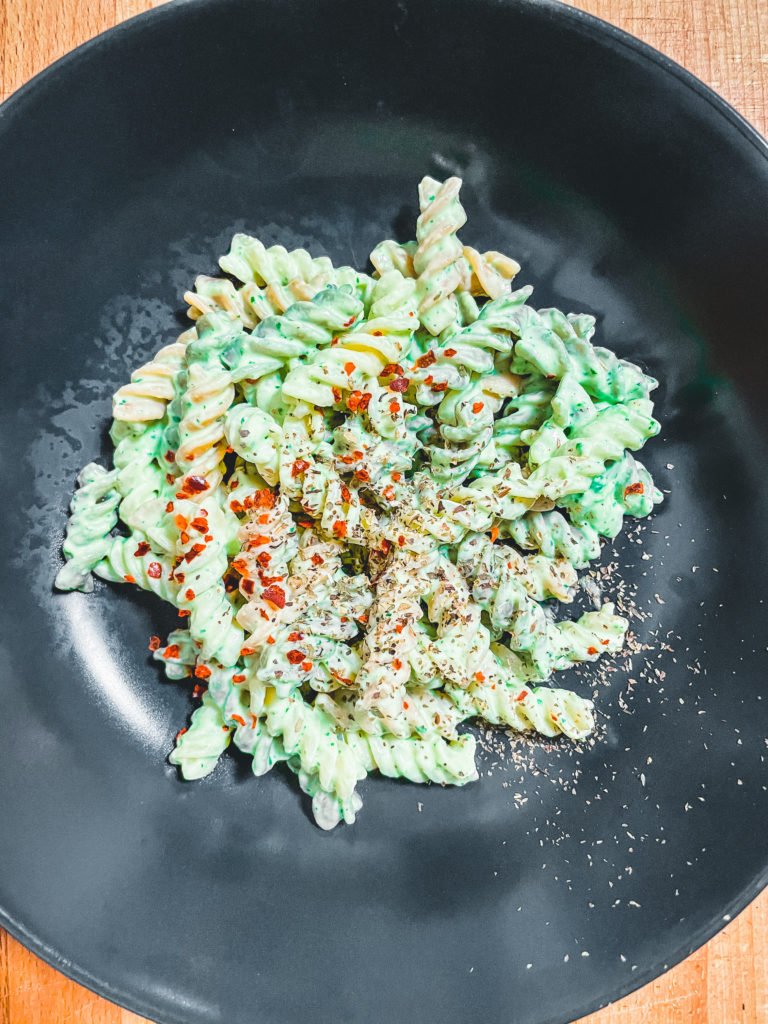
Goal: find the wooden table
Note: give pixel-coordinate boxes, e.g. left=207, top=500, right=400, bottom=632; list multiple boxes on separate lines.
left=1, top=1, right=767, bottom=1021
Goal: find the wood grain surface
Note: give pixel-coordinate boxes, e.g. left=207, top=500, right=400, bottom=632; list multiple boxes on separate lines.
left=1, top=1, right=767, bottom=1022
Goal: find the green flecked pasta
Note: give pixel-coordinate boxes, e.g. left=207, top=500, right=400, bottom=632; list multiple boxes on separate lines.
left=414, top=176, right=470, bottom=336
left=169, top=692, right=231, bottom=780
left=55, top=174, right=664, bottom=829
left=55, top=463, right=121, bottom=592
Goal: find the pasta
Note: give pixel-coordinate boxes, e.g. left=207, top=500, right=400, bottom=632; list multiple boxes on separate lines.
left=56, top=176, right=664, bottom=828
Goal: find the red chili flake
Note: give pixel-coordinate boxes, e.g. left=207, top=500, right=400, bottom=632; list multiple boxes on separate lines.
left=229, top=499, right=244, bottom=514
left=167, top=474, right=176, bottom=486
left=185, top=588, right=196, bottom=601
left=179, top=531, right=190, bottom=545
left=232, top=558, right=249, bottom=575
left=194, top=664, right=211, bottom=679
left=165, top=502, right=174, bottom=513
left=353, top=450, right=364, bottom=460
left=344, top=361, right=356, bottom=375
left=221, top=725, right=229, bottom=732
left=382, top=485, right=395, bottom=502
left=184, top=543, right=206, bottom=563
left=163, top=645, right=180, bottom=660
left=288, top=632, right=303, bottom=642
left=514, top=690, right=529, bottom=702
left=181, top=475, right=209, bottom=494
left=298, top=519, right=314, bottom=529
left=340, top=484, right=352, bottom=504
left=262, top=584, right=286, bottom=608
left=174, top=571, right=185, bottom=584
left=146, top=562, right=162, bottom=579
left=175, top=728, right=187, bottom=740
left=443, top=348, right=457, bottom=357
left=347, top=390, right=363, bottom=412
left=358, top=393, right=371, bottom=411
left=414, top=351, right=436, bottom=369
left=174, top=514, right=188, bottom=531
left=395, top=622, right=404, bottom=634
left=472, top=402, right=484, bottom=414
left=287, top=650, right=304, bottom=665
left=340, top=454, right=355, bottom=465
left=355, top=468, right=370, bottom=482
left=357, top=612, right=369, bottom=623
left=391, top=472, right=402, bottom=482
left=204, top=534, right=213, bottom=542
left=164, top=449, right=176, bottom=463
left=134, top=541, right=151, bottom=557
left=228, top=714, right=246, bottom=727
left=397, top=534, right=406, bottom=547
left=332, top=386, right=342, bottom=403
left=381, top=363, right=404, bottom=377
left=241, top=579, right=255, bottom=596
left=292, top=458, right=310, bottom=477
left=601, top=638, right=610, bottom=645
left=311, top=553, right=325, bottom=565
left=256, top=551, right=272, bottom=568
left=587, top=646, right=598, bottom=655
left=301, top=661, right=313, bottom=672
left=371, top=329, right=383, bottom=337
left=259, top=609, right=269, bottom=619
left=191, top=683, right=206, bottom=698
left=178, top=609, right=190, bottom=617
left=257, top=513, right=270, bottom=525
left=232, top=676, right=246, bottom=685
left=148, top=635, right=161, bottom=651
left=474, top=671, right=485, bottom=682
left=252, top=534, right=271, bottom=546
left=389, top=401, right=401, bottom=414
left=380, top=538, right=393, bottom=555
left=343, top=315, right=357, bottom=327
left=333, top=520, right=347, bottom=539
left=393, top=658, right=403, bottom=670
left=403, top=700, right=410, bottom=710
left=254, top=489, right=276, bottom=509
left=424, top=375, right=434, bottom=385
left=624, top=482, right=645, bottom=496
left=189, top=517, right=208, bottom=533
left=490, top=526, right=499, bottom=543
left=266, top=636, right=276, bottom=644
left=248, top=713, right=259, bottom=727
left=260, top=575, right=286, bottom=590
left=241, top=646, right=256, bottom=657
left=389, top=377, right=410, bottom=392
left=431, top=381, right=448, bottom=392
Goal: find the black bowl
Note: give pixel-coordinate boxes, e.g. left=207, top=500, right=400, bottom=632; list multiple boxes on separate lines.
left=1, top=2, right=767, bottom=1023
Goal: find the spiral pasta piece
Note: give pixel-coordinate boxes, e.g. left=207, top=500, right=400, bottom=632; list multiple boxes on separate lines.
left=224, top=285, right=363, bottom=385
left=559, top=451, right=663, bottom=537
left=414, top=176, right=470, bottom=336
left=370, top=239, right=417, bottom=278
left=500, top=510, right=601, bottom=569
left=172, top=500, right=244, bottom=666
left=461, top=246, right=521, bottom=300
left=169, top=692, right=231, bottom=780
left=510, top=304, right=658, bottom=402
left=94, top=535, right=178, bottom=602
left=447, top=677, right=595, bottom=741
left=365, top=732, right=478, bottom=786
left=55, top=463, right=121, bottom=592
left=112, top=340, right=188, bottom=422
